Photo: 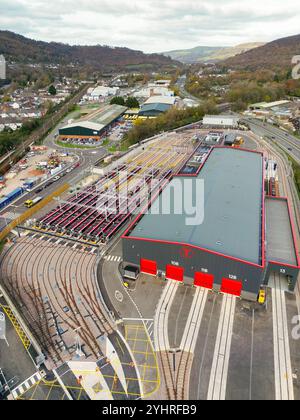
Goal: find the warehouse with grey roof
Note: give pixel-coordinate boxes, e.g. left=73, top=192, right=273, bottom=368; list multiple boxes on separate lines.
left=122, top=147, right=300, bottom=301
left=59, top=104, right=127, bottom=139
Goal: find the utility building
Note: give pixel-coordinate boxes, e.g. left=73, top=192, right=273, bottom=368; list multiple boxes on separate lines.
left=122, top=147, right=299, bottom=301
left=0, top=55, right=6, bottom=80
left=203, top=114, right=240, bottom=128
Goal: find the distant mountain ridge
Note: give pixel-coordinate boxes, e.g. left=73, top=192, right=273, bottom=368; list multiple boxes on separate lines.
left=222, top=34, right=300, bottom=70
left=0, top=30, right=178, bottom=71
left=163, top=43, right=265, bottom=64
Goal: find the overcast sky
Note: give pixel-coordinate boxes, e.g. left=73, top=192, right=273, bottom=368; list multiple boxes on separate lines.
left=0, top=0, right=300, bottom=53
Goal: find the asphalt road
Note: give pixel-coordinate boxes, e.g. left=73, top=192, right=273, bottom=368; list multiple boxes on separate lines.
left=0, top=297, right=37, bottom=399
left=244, top=118, right=300, bottom=164
left=176, top=75, right=202, bottom=104
left=0, top=113, right=107, bottom=222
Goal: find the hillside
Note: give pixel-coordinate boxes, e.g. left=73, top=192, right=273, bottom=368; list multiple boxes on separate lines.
left=0, top=30, right=178, bottom=71
left=163, top=46, right=223, bottom=63
left=163, top=43, right=264, bottom=64
left=223, top=34, right=300, bottom=70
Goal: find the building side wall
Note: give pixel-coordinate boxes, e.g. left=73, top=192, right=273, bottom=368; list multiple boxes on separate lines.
left=123, top=238, right=264, bottom=299
left=263, top=262, right=299, bottom=291
left=59, top=126, right=101, bottom=137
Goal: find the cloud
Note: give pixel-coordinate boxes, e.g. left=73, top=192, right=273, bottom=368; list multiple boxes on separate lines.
left=0, top=0, right=299, bottom=52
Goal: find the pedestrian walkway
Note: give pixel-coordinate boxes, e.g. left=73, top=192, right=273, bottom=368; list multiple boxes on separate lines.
left=104, top=255, right=122, bottom=263
left=0, top=304, right=31, bottom=350
left=11, top=372, right=42, bottom=400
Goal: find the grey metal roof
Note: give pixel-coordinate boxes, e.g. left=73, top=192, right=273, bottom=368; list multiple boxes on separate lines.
left=265, top=197, right=298, bottom=266
left=129, top=148, right=263, bottom=264
left=60, top=121, right=104, bottom=131
left=140, top=103, right=171, bottom=114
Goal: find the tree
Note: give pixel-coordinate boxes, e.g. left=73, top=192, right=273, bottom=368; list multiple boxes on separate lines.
left=48, top=85, right=57, bottom=96
left=125, top=97, right=139, bottom=109
left=110, top=96, right=125, bottom=106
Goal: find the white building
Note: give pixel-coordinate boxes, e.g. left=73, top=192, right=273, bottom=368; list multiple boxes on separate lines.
left=144, top=96, right=176, bottom=106
left=134, top=86, right=174, bottom=99
left=0, top=55, right=6, bottom=80
left=203, top=114, right=240, bottom=128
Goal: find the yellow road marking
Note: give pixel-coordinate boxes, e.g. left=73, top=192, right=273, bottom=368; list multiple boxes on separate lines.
left=0, top=304, right=31, bottom=350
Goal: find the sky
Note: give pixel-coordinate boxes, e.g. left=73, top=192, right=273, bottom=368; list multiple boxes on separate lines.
left=0, top=0, right=300, bottom=53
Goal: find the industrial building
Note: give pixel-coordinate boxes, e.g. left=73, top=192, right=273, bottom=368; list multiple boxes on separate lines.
left=59, top=104, right=127, bottom=139
left=83, top=86, right=120, bottom=102
left=122, top=147, right=300, bottom=301
left=203, top=114, right=240, bottom=128
left=139, top=96, right=176, bottom=117
left=0, top=55, right=6, bottom=80
left=139, top=103, right=172, bottom=117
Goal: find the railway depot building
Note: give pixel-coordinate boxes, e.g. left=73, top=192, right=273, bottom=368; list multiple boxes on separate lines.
left=122, top=147, right=300, bottom=301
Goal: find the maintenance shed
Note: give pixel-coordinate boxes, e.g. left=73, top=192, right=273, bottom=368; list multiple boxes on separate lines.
left=139, top=103, right=172, bottom=117
left=59, top=104, right=127, bottom=139
left=264, top=196, right=299, bottom=291
left=123, top=147, right=265, bottom=301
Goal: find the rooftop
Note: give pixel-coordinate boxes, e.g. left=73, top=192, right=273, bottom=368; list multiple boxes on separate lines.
left=250, top=100, right=290, bottom=109
left=128, top=147, right=263, bottom=265
left=61, top=121, right=105, bottom=132
left=86, top=104, right=127, bottom=126
left=140, top=103, right=172, bottom=114
left=265, top=197, right=299, bottom=267
left=144, top=96, right=176, bottom=106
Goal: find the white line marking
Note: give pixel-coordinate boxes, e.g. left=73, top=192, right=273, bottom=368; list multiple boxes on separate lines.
left=11, top=372, right=42, bottom=399
left=207, top=294, right=236, bottom=400
left=180, top=287, right=208, bottom=353
left=154, top=280, right=179, bottom=351
left=272, top=274, right=294, bottom=400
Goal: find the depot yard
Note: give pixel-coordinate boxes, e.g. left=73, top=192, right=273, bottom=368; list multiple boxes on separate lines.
left=30, top=131, right=197, bottom=245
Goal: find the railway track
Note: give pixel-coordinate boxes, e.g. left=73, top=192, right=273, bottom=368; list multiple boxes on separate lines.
left=207, top=294, right=236, bottom=400
left=154, top=280, right=179, bottom=400
left=35, top=133, right=195, bottom=244
left=0, top=236, right=115, bottom=367
left=272, top=273, right=295, bottom=400
left=250, top=131, right=299, bottom=399
left=175, top=287, right=208, bottom=400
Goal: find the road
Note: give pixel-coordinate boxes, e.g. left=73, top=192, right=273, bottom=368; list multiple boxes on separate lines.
left=0, top=296, right=38, bottom=400
left=176, top=75, right=202, bottom=104
left=0, top=111, right=107, bottom=224
left=244, top=118, right=300, bottom=164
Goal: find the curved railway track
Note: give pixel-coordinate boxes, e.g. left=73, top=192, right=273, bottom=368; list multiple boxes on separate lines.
left=0, top=236, right=115, bottom=367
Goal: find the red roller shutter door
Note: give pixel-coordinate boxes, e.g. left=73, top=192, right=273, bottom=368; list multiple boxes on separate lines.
left=140, top=259, right=157, bottom=276
left=221, top=278, right=242, bottom=297
left=194, top=272, right=214, bottom=289
left=166, top=265, right=184, bottom=282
